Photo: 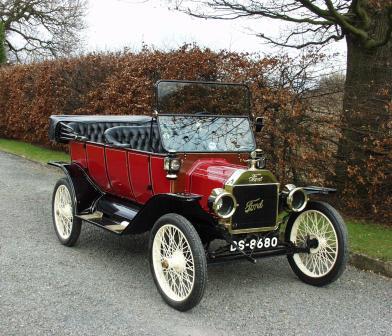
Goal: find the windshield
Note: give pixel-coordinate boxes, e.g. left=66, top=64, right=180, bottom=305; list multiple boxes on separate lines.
left=156, top=81, right=250, bottom=115
left=158, top=115, right=256, bottom=152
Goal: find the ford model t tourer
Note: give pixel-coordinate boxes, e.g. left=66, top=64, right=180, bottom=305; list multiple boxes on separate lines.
left=49, top=80, right=348, bottom=311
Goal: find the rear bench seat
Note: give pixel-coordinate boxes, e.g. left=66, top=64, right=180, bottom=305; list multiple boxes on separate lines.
left=68, top=121, right=135, bottom=144
left=68, top=121, right=164, bottom=153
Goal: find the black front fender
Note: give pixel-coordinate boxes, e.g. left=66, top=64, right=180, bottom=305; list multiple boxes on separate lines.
left=123, top=193, right=216, bottom=235
left=303, top=186, right=336, bottom=195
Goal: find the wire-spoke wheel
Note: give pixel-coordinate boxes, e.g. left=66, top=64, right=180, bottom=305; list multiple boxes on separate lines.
left=52, top=178, right=81, bottom=246
left=291, top=210, right=338, bottom=277
left=285, top=201, right=348, bottom=286
left=149, top=214, right=207, bottom=311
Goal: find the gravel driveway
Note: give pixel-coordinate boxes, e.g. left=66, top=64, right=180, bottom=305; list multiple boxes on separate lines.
left=0, top=151, right=391, bottom=336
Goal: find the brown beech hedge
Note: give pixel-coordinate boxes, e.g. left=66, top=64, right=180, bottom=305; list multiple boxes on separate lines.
left=0, top=45, right=389, bottom=222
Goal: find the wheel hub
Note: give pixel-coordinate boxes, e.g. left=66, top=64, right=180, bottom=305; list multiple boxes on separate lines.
left=319, top=237, right=327, bottom=247
left=166, top=250, right=187, bottom=273
left=60, top=205, right=72, bottom=217
left=161, top=259, right=169, bottom=269
left=308, top=235, right=319, bottom=252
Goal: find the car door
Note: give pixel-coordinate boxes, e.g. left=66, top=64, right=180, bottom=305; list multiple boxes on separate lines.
left=105, top=147, right=135, bottom=199
left=85, top=143, right=111, bottom=192
left=127, top=151, right=153, bottom=204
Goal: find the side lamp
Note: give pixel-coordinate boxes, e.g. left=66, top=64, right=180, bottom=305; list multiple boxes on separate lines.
left=164, top=150, right=181, bottom=180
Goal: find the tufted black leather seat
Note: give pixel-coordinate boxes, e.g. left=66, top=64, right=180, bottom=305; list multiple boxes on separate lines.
left=104, top=125, right=165, bottom=153
left=68, top=121, right=140, bottom=144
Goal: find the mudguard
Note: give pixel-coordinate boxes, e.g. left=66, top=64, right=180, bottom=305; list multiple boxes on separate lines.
left=303, top=186, right=337, bottom=195
left=48, top=161, right=102, bottom=214
left=123, top=193, right=216, bottom=235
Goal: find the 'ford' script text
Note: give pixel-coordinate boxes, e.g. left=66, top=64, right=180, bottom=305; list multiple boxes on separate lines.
left=245, top=198, right=264, bottom=213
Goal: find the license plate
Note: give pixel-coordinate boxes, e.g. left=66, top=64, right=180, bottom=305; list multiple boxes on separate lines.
left=230, top=235, right=279, bottom=252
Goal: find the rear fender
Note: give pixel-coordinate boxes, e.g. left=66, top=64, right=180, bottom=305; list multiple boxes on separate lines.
left=48, top=161, right=102, bottom=214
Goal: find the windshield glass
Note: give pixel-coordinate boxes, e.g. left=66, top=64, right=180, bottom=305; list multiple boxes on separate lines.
left=158, top=115, right=255, bottom=152
left=156, top=81, right=250, bottom=115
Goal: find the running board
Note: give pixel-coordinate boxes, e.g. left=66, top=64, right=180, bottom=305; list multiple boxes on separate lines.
left=95, top=195, right=140, bottom=223
left=77, top=195, right=141, bottom=235
left=77, top=213, right=131, bottom=234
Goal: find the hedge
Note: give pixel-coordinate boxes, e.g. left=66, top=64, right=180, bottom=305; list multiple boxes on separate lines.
left=0, top=45, right=389, bottom=222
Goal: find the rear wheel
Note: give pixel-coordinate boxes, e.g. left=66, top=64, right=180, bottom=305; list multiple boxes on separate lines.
left=149, top=214, right=207, bottom=311
left=285, top=201, right=348, bottom=286
left=52, top=178, right=82, bottom=246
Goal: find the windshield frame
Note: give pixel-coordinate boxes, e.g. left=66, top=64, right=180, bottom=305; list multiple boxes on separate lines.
left=157, top=114, right=256, bottom=154
left=154, top=80, right=252, bottom=116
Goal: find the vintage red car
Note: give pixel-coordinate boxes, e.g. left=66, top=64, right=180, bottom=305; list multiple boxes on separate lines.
left=49, top=80, right=348, bottom=311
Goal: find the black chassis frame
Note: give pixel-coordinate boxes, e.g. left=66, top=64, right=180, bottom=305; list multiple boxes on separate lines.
left=49, top=161, right=335, bottom=265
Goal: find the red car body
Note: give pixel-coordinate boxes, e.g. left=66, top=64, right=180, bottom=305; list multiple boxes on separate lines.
left=70, top=139, right=246, bottom=210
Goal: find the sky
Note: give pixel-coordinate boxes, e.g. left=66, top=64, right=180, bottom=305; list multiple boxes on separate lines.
left=85, top=0, right=346, bottom=72
left=86, top=0, right=270, bottom=53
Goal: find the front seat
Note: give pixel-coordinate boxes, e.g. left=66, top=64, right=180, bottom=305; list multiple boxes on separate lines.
left=104, top=125, right=152, bottom=151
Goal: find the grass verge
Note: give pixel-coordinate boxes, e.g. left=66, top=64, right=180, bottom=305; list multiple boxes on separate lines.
left=0, top=138, right=69, bottom=163
left=346, top=219, right=392, bottom=262
left=0, top=138, right=390, bottom=262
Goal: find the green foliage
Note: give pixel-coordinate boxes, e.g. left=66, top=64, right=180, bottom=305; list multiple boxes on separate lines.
left=0, top=138, right=69, bottom=163
left=346, top=219, right=392, bottom=262
left=0, top=21, right=6, bottom=64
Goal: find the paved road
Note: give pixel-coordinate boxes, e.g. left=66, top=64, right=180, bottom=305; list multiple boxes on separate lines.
left=0, top=151, right=391, bottom=336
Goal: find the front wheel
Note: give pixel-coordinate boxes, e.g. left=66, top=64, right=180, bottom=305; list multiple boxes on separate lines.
left=285, top=201, right=348, bottom=286
left=149, top=214, right=207, bottom=311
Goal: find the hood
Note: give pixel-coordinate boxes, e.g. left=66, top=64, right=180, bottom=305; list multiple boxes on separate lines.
left=187, top=159, right=246, bottom=209
left=185, top=157, right=279, bottom=211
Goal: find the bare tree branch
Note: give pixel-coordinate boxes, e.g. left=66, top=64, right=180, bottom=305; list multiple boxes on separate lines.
left=168, top=1, right=392, bottom=50
left=258, top=31, right=344, bottom=49
left=0, top=0, right=87, bottom=62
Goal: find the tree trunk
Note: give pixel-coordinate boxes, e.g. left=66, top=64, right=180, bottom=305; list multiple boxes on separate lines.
left=335, top=6, right=392, bottom=213
left=0, top=21, right=6, bottom=64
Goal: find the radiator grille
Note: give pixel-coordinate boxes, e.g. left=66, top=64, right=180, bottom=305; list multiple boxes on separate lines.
left=231, top=184, right=278, bottom=230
